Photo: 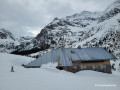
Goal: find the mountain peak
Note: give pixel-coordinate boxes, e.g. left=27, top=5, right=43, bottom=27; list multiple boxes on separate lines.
left=0, top=28, right=16, bottom=40
left=53, top=17, right=60, bottom=21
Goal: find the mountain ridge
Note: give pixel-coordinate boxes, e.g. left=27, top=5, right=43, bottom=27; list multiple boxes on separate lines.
left=32, top=0, right=120, bottom=58
left=0, top=28, right=34, bottom=53
left=0, top=0, right=120, bottom=59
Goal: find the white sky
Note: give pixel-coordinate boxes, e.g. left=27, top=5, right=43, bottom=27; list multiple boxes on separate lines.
left=0, top=0, right=115, bottom=37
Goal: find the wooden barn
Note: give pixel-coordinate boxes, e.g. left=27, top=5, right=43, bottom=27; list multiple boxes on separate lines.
left=25, top=47, right=116, bottom=73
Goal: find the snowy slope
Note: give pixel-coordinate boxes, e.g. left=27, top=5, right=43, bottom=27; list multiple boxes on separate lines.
left=0, top=53, right=120, bottom=90
left=73, top=13, right=120, bottom=56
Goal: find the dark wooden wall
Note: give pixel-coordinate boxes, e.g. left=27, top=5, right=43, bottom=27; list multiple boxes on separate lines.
left=72, top=60, right=111, bottom=73
left=57, top=60, right=112, bottom=73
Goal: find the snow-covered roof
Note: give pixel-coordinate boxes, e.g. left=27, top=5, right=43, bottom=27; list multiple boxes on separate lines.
left=26, top=47, right=116, bottom=67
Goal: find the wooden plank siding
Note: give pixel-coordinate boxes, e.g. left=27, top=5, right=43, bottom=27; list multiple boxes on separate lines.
left=72, top=60, right=111, bottom=73
left=57, top=60, right=112, bottom=73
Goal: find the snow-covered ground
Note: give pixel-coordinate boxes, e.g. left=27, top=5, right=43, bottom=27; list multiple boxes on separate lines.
left=0, top=53, right=120, bottom=90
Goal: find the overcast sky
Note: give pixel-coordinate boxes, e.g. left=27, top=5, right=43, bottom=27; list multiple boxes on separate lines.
left=0, top=0, right=115, bottom=37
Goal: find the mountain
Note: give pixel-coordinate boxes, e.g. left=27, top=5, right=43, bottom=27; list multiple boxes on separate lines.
left=19, top=36, right=34, bottom=42
left=1, top=0, right=120, bottom=59
left=0, top=28, right=16, bottom=40
left=0, top=28, right=20, bottom=53
left=30, top=0, right=120, bottom=58
left=0, top=28, right=34, bottom=53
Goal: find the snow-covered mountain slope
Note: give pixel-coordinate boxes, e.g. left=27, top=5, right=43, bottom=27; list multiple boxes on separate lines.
left=16, top=36, right=34, bottom=51
left=30, top=0, right=120, bottom=59
left=0, top=28, right=20, bottom=53
left=0, top=28, right=34, bottom=53
left=1, top=0, right=120, bottom=58
left=0, top=53, right=120, bottom=90
left=0, top=28, right=16, bottom=40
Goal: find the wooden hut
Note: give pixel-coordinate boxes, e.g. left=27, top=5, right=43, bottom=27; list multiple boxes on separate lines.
left=25, top=47, right=116, bottom=73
